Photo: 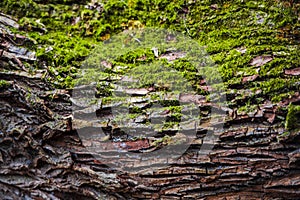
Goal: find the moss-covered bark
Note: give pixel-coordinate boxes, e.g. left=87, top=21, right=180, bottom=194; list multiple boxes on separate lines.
left=0, top=0, right=300, bottom=199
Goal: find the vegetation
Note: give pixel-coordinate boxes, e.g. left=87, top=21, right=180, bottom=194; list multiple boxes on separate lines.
left=0, top=80, right=10, bottom=88
left=1, top=1, right=300, bottom=198
left=285, top=103, right=300, bottom=130
left=0, top=0, right=299, bottom=132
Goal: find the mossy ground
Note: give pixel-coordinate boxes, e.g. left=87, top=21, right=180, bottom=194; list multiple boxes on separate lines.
left=1, top=0, right=300, bottom=131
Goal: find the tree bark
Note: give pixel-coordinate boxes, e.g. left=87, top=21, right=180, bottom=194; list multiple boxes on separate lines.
left=0, top=11, right=300, bottom=200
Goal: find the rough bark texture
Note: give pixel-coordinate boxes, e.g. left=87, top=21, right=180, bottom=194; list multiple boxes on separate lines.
left=1, top=6, right=300, bottom=200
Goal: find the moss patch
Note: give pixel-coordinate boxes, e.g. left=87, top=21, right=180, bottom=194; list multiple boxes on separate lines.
left=285, top=103, right=300, bottom=131
left=0, top=80, right=10, bottom=89
left=1, top=0, right=300, bottom=131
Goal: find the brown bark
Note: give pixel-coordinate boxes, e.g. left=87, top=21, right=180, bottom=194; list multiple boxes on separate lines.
left=0, top=13, right=300, bottom=200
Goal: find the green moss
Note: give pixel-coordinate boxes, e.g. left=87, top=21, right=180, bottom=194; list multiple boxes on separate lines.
left=271, top=91, right=296, bottom=103
left=0, top=0, right=40, bottom=18
left=285, top=103, right=300, bottom=131
left=116, top=48, right=155, bottom=64
left=1, top=0, right=300, bottom=128
left=151, top=135, right=172, bottom=147
left=96, top=82, right=114, bottom=97
left=258, top=77, right=297, bottom=100
left=2, top=0, right=296, bottom=87
left=162, top=121, right=179, bottom=130
left=167, top=106, right=182, bottom=113
left=129, top=106, right=143, bottom=114
left=101, top=96, right=128, bottom=106
left=0, top=80, right=10, bottom=88
left=237, top=104, right=257, bottom=115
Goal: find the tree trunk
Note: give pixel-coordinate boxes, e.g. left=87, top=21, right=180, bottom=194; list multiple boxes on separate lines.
left=1, top=5, right=300, bottom=200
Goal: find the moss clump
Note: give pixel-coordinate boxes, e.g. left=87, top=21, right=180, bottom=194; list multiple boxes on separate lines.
left=151, top=135, right=172, bottom=147
left=285, top=103, right=300, bottom=131
left=237, top=103, right=257, bottom=115
left=129, top=106, right=143, bottom=114
left=0, top=80, right=10, bottom=88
